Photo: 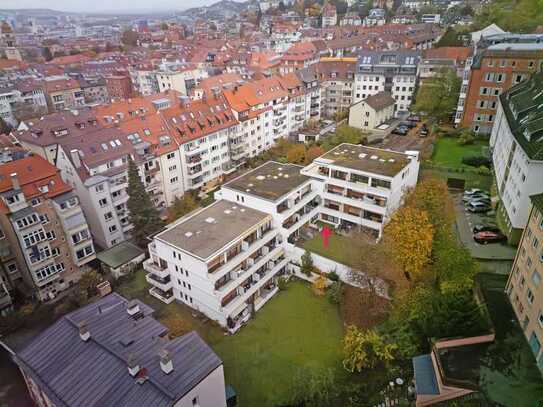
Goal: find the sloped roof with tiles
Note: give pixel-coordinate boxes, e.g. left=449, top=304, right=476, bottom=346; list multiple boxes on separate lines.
left=15, top=293, right=222, bottom=407
left=223, top=76, right=289, bottom=111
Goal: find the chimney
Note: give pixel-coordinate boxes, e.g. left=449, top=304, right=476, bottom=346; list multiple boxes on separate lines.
left=79, top=321, right=90, bottom=342
left=70, top=149, right=81, bottom=168
left=10, top=173, right=19, bottom=190
left=127, top=353, right=140, bottom=377
left=126, top=299, right=140, bottom=316
left=159, top=349, right=173, bottom=374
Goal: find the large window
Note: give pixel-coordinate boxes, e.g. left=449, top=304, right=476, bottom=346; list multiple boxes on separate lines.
left=76, top=245, right=94, bottom=260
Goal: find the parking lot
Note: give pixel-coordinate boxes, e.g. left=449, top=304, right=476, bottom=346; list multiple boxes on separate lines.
left=375, top=121, right=434, bottom=153
left=453, top=193, right=517, bottom=260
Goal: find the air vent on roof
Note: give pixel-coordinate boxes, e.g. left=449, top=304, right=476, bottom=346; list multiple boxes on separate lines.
left=389, top=158, right=395, bottom=162
left=248, top=183, right=254, bottom=187
left=359, top=153, right=367, bottom=159
left=379, top=159, right=385, bottom=162
left=240, top=209, right=245, bottom=212
left=205, top=217, right=216, bottom=223
left=370, top=155, right=378, bottom=160
left=185, top=232, right=193, bottom=238
left=273, top=176, right=278, bottom=179
left=284, top=174, right=289, bottom=178
left=224, top=210, right=231, bottom=214
left=256, top=175, right=265, bottom=180
left=246, top=189, right=251, bottom=192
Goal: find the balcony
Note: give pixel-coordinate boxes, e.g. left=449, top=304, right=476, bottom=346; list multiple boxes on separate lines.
left=145, top=273, right=173, bottom=291
left=143, top=258, right=169, bottom=278
left=149, top=286, right=175, bottom=304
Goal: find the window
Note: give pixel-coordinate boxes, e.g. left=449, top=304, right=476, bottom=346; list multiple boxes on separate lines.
left=35, top=262, right=64, bottom=281
left=170, top=177, right=178, bottom=183
left=104, top=212, right=113, bottom=221
left=99, top=198, right=108, bottom=207
left=72, top=229, right=90, bottom=244
left=76, top=245, right=94, bottom=260
left=23, top=229, right=47, bottom=248
left=528, top=289, right=535, bottom=304
left=539, top=312, right=543, bottom=328
left=192, top=396, right=199, bottom=407
left=109, top=225, right=117, bottom=233
left=6, top=263, right=17, bottom=274
left=167, top=152, right=175, bottom=159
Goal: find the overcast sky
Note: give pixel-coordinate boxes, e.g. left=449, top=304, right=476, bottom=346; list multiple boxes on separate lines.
left=1, top=0, right=226, bottom=12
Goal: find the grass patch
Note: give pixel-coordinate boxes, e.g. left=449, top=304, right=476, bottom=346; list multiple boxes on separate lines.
left=430, top=137, right=488, bottom=169
left=476, top=273, right=543, bottom=406
left=213, top=281, right=346, bottom=407
left=117, top=274, right=346, bottom=407
left=422, top=168, right=493, bottom=190
left=300, top=230, right=358, bottom=267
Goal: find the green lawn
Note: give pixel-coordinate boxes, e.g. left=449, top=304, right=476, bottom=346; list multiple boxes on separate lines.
left=300, top=230, right=358, bottom=267
left=213, top=281, right=346, bottom=407
left=430, top=137, right=488, bottom=169
left=476, top=273, right=543, bottom=406
left=117, top=274, right=346, bottom=407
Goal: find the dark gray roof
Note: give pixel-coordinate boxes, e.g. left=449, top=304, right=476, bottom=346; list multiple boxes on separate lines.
left=413, top=354, right=439, bottom=395
left=15, top=293, right=222, bottom=407
left=356, top=50, right=421, bottom=68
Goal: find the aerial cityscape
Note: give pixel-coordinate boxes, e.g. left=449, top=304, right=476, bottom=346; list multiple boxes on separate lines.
left=0, top=0, right=542, bottom=405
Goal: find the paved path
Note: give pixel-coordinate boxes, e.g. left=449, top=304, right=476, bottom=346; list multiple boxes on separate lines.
left=453, top=195, right=517, bottom=261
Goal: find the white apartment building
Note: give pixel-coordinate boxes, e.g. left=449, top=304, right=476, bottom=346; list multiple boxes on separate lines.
left=490, top=72, right=543, bottom=245
left=156, top=61, right=209, bottom=95
left=145, top=200, right=289, bottom=332
left=354, top=51, right=421, bottom=115
left=0, top=81, right=47, bottom=127
left=129, top=67, right=159, bottom=96
left=301, top=144, right=420, bottom=238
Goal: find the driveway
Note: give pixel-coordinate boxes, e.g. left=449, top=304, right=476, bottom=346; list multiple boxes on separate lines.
left=453, top=195, right=517, bottom=261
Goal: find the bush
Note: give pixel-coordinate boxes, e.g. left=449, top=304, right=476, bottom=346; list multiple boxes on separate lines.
left=327, top=271, right=340, bottom=282
left=458, top=131, right=475, bottom=145
left=327, top=281, right=343, bottom=304
left=477, top=165, right=491, bottom=175
left=462, top=155, right=491, bottom=167
left=278, top=276, right=289, bottom=291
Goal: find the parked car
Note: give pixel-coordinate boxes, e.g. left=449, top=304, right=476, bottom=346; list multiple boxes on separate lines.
left=473, top=224, right=501, bottom=234
left=466, top=201, right=491, bottom=213
left=392, top=125, right=409, bottom=136
left=464, top=188, right=488, bottom=196
left=407, top=115, right=421, bottom=122
left=467, top=197, right=491, bottom=205
left=462, top=193, right=490, bottom=203
left=399, top=121, right=416, bottom=129
left=474, top=231, right=507, bottom=244
left=419, top=124, right=429, bottom=137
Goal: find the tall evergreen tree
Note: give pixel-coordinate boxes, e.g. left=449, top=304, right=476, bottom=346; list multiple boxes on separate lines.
left=126, top=157, right=164, bottom=247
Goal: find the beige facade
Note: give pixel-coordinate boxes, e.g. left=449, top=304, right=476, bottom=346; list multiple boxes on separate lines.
left=507, top=194, right=543, bottom=369
left=348, top=95, right=395, bottom=130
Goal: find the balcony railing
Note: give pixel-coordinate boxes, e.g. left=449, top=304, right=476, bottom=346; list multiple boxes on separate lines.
left=146, top=273, right=173, bottom=291
left=149, top=286, right=174, bottom=304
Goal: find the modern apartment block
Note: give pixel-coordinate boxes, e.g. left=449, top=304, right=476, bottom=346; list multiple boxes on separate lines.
left=490, top=72, right=543, bottom=244
left=145, top=200, right=289, bottom=332
left=0, top=155, right=95, bottom=301
left=301, top=144, right=420, bottom=238
left=506, top=194, right=543, bottom=369
left=456, top=38, right=543, bottom=133
left=14, top=293, right=228, bottom=407
left=353, top=50, right=421, bottom=115
left=313, top=59, right=356, bottom=118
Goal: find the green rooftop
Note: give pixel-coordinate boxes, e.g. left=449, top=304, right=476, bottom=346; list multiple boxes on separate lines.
left=96, top=241, right=145, bottom=269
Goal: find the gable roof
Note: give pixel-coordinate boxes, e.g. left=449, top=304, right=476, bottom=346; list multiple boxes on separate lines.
left=364, top=91, right=395, bottom=111
left=15, top=293, right=222, bottom=407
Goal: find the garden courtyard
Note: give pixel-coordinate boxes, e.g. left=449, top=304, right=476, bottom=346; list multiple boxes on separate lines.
left=429, top=137, right=489, bottom=170
left=117, top=272, right=346, bottom=407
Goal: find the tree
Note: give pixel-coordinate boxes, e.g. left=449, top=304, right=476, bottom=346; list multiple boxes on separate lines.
left=305, top=145, right=324, bottom=164
left=288, top=366, right=337, bottom=407
left=42, top=46, right=53, bottom=61
left=413, top=67, right=461, bottom=122
left=168, top=193, right=198, bottom=222
left=286, top=143, right=307, bottom=164
left=0, top=117, right=12, bottom=135
left=121, top=29, right=138, bottom=47
left=342, top=326, right=396, bottom=372
left=326, top=281, right=343, bottom=304
left=79, top=270, right=102, bottom=297
left=127, top=157, right=164, bottom=247
left=313, top=273, right=327, bottom=295
left=300, top=250, right=314, bottom=276
left=384, top=207, right=434, bottom=282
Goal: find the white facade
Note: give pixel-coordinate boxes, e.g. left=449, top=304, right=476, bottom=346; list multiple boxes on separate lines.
left=490, top=103, right=543, bottom=232
left=156, top=65, right=209, bottom=96
left=0, top=87, right=47, bottom=127
left=348, top=98, right=395, bottom=130
left=173, top=366, right=227, bottom=407
left=301, top=145, right=420, bottom=238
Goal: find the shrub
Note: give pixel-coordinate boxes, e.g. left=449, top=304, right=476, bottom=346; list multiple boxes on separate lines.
left=462, top=155, right=491, bottom=167
left=278, top=276, right=289, bottom=291
left=301, top=250, right=314, bottom=276
left=477, top=165, right=491, bottom=175
left=327, top=281, right=343, bottom=304
left=458, top=131, right=475, bottom=145
left=327, top=271, right=340, bottom=282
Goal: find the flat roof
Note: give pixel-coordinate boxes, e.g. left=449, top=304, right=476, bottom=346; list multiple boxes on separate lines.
left=156, top=200, right=269, bottom=260
left=224, top=161, right=310, bottom=202
left=96, top=241, right=145, bottom=269
left=316, top=143, right=411, bottom=177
